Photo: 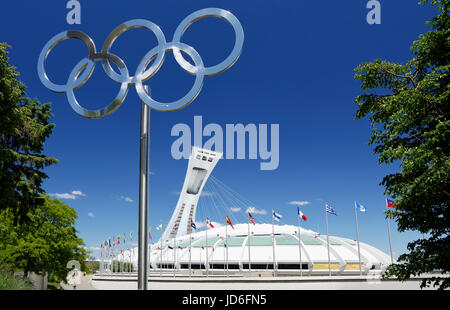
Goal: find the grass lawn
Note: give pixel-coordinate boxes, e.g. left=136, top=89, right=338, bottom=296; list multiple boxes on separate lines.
left=0, top=272, right=32, bottom=290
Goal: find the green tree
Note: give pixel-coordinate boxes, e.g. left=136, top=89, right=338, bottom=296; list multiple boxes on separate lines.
left=0, top=194, right=88, bottom=282
left=354, top=0, right=449, bottom=289
left=0, top=43, right=58, bottom=223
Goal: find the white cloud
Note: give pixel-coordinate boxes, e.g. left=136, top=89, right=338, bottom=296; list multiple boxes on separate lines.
left=88, top=246, right=100, bottom=251
left=120, top=196, right=134, bottom=203
left=72, top=190, right=87, bottom=197
left=49, top=190, right=87, bottom=200
left=245, top=207, right=267, bottom=215
left=49, top=193, right=76, bottom=200
left=88, top=212, right=95, bottom=218
left=288, top=201, right=311, bottom=206
left=230, top=207, right=241, bottom=213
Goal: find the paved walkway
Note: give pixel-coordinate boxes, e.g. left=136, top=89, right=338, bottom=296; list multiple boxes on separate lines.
left=90, top=273, right=440, bottom=290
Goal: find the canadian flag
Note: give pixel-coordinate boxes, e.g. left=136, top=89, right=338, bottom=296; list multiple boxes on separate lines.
left=206, top=218, right=214, bottom=228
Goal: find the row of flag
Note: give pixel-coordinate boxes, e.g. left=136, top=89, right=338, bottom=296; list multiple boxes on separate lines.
left=101, top=198, right=397, bottom=250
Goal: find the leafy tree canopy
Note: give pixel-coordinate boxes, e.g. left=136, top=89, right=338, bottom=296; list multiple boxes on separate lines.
left=0, top=194, right=88, bottom=282
left=354, top=0, right=449, bottom=289
left=0, top=43, right=58, bottom=223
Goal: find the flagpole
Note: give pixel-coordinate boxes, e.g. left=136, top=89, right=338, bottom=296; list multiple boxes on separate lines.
left=247, top=220, right=251, bottom=273
left=271, top=210, right=276, bottom=277
left=159, top=233, right=162, bottom=277
left=173, top=238, right=176, bottom=278
left=354, top=201, right=362, bottom=276
left=226, top=225, right=229, bottom=277
left=297, top=210, right=302, bottom=277
left=325, top=204, right=331, bottom=277
left=385, top=199, right=394, bottom=264
left=206, top=229, right=209, bottom=277
left=189, top=227, right=192, bottom=278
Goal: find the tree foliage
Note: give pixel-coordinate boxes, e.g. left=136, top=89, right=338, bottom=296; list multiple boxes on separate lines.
left=0, top=195, right=88, bottom=282
left=0, top=43, right=58, bottom=223
left=354, top=0, right=449, bottom=289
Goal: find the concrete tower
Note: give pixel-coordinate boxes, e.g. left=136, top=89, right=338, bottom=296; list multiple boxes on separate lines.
left=161, top=147, right=222, bottom=241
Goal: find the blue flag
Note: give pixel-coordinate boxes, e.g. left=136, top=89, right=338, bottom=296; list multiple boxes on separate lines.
left=355, top=201, right=366, bottom=213
left=325, top=203, right=337, bottom=216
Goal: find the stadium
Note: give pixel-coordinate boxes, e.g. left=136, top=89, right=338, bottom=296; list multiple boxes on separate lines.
left=109, top=147, right=392, bottom=276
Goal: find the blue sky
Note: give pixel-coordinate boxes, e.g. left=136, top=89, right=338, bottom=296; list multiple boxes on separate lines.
left=1, top=0, right=436, bottom=258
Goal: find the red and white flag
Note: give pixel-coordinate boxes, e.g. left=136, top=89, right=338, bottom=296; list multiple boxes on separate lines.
left=206, top=218, right=214, bottom=228
left=297, top=207, right=307, bottom=221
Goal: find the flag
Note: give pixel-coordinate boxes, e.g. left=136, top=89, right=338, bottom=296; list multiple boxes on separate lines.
left=201, top=246, right=205, bottom=250
left=168, top=246, right=173, bottom=250
left=113, top=236, right=115, bottom=246
left=272, top=210, right=282, bottom=222
left=206, top=218, right=215, bottom=228
left=123, top=233, right=126, bottom=244
left=191, top=220, right=197, bottom=230
left=248, top=212, right=255, bottom=225
left=226, top=216, right=234, bottom=229
left=149, top=228, right=152, bottom=240
left=355, top=201, right=366, bottom=213
left=297, top=207, right=307, bottom=221
left=156, top=224, right=163, bottom=231
left=117, top=236, right=120, bottom=245
left=109, top=239, right=111, bottom=248
left=171, top=224, right=177, bottom=233
left=325, top=203, right=337, bottom=216
left=386, top=199, right=397, bottom=209
left=178, top=246, right=183, bottom=250
left=130, top=231, right=132, bottom=241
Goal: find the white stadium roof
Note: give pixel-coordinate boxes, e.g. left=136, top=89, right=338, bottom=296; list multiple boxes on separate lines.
left=117, top=223, right=392, bottom=275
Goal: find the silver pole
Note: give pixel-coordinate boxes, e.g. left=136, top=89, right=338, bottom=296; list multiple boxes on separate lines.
left=206, top=229, right=209, bottom=277
left=159, top=233, right=162, bottom=277
left=297, top=214, right=302, bottom=277
left=226, top=225, right=229, bottom=277
left=325, top=205, right=331, bottom=277
left=137, top=86, right=150, bottom=290
left=189, top=229, right=192, bottom=278
left=247, top=221, right=251, bottom=273
left=386, top=199, right=394, bottom=264
left=271, top=211, right=276, bottom=277
left=354, top=201, right=362, bottom=276
left=173, top=238, right=176, bottom=278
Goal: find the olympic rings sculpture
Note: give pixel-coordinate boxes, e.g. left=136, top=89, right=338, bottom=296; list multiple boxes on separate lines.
left=37, top=8, right=244, bottom=118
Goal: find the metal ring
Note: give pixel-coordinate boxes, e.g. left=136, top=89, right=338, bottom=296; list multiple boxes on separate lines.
left=66, top=53, right=130, bottom=119
left=135, top=42, right=204, bottom=112
left=172, top=8, right=244, bottom=76
left=37, top=30, right=97, bottom=93
left=37, top=8, right=243, bottom=117
left=101, top=19, right=167, bottom=84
